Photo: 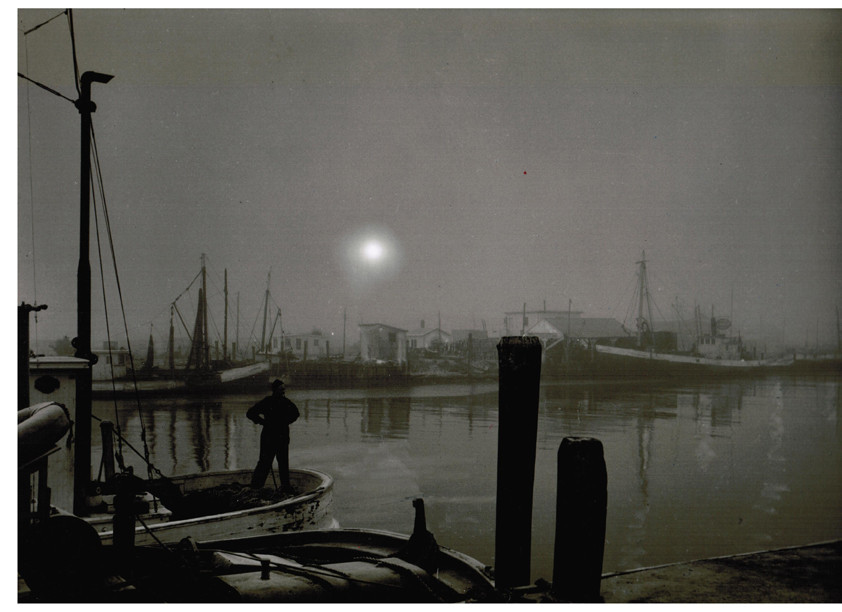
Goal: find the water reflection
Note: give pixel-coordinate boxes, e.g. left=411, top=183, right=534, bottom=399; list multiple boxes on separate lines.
left=92, top=376, right=841, bottom=578
left=360, top=397, right=411, bottom=439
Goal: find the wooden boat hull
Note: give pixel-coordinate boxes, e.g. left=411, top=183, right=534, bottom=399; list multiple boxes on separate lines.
left=545, top=344, right=796, bottom=379
left=76, top=468, right=335, bottom=546
left=92, top=362, right=271, bottom=397
left=20, top=520, right=498, bottom=603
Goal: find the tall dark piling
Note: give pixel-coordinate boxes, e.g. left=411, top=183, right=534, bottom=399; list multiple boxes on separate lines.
left=551, top=436, right=607, bottom=602
left=113, top=471, right=137, bottom=575
left=495, top=336, right=542, bottom=590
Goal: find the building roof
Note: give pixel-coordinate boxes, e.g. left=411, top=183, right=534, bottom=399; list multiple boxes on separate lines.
left=359, top=323, right=408, bottom=333
left=505, top=309, right=583, bottom=318
left=533, top=316, right=629, bottom=339
left=407, top=327, right=451, bottom=338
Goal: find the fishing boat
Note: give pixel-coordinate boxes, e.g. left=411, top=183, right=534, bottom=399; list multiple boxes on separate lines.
left=19, top=339, right=574, bottom=604
left=91, top=256, right=271, bottom=398
left=19, top=497, right=499, bottom=603
left=547, top=252, right=794, bottom=379
left=19, top=60, right=334, bottom=551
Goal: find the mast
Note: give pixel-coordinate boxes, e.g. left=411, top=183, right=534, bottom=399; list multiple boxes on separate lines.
left=260, top=271, right=270, bottom=353
left=74, top=71, right=113, bottom=517
left=267, top=307, right=281, bottom=353
left=201, top=254, right=209, bottom=368
left=567, top=298, right=572, bottom=364
left=635, top=251, right=655, bottom=348
left=223, top=268, right=228, bottom=361
left=144, top=328, right=154, bottom=369
left=168, top=305, right=175, bottom=371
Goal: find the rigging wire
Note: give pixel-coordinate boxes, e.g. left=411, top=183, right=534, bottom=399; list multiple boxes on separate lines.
left=22, top=33, right=41, bottom=354
left=91, top=413, right=166, bottom=480
left=90, top=132, right=126, bottom=471
left=16, top=72, right=76, bottom=105
left=22, top=9, right=67, bottom=36
left=66, top=9, right=81, bottom=96
left=91, top=121, right=156, bottom=483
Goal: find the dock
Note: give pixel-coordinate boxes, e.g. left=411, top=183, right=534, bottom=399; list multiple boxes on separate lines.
left=599, top=540, right=842, bottom=603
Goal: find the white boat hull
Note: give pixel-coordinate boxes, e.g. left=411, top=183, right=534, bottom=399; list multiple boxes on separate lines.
left=66, top=468, right=335, bottom=546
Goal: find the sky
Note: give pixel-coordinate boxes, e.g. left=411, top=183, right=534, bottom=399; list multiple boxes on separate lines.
left=15, top=8, right=842, bottom=355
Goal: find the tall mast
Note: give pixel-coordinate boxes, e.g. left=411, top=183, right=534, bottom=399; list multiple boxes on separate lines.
left=74, top=71, right=113, bottom=517
left=201, top=253, right=209, bottom=368
left=223, top=268, right=228, bottom=361
left=636, top=251, right=655, bottom=348
left=168, top=305, right=175, bottom=371
left=260, top=270, right=271, bottom=353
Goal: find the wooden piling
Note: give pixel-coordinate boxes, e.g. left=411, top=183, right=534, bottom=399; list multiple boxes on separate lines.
left=100, top=421, right=116, bottom=481
left=495, top=336, right=542, bottom=590
left=551, top=436, right=607, bottom=602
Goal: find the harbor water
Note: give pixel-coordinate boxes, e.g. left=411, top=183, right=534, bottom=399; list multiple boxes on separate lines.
left=92, top=374, right=842, bottom=584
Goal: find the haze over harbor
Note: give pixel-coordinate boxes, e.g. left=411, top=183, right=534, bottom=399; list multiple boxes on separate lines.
left=17, top=9, right=842, bottom=354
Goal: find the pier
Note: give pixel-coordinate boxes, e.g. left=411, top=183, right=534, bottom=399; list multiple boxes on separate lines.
left=600, top=540, right=842, bottom=603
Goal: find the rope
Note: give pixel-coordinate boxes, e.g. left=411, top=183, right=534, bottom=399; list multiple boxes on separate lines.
left=90, top=413, right=166, bottom=479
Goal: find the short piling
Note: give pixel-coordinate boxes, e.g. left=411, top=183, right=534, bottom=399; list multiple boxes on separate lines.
left=100, top=421, right=116, bottom=481
left=551, top=436, right=607, bottom=602
left=494, top=336, right=542, bottom=590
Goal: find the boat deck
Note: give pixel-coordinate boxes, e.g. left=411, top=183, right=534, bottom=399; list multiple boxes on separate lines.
left=21, top=539, right=842, bottom=602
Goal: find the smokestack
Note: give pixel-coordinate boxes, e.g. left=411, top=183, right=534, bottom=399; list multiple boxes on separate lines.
left=495, top=336, right=542, bottom=589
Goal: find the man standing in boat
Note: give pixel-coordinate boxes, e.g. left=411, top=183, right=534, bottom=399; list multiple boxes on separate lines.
left=247, top=379, right=299, bottom=492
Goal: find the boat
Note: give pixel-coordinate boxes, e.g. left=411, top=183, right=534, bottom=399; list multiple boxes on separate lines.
left=18, top=338, right=561, bottom=604
left=18, top=402, right=72, bottom=466
left=545, top=252, right=794, bottom=379
left=20, top=331, right=599, bottom=604
left=18, top=59, right=334, bottom=550
left=91, top=256, right=270, bottom=398
left=19, top=497, right=499, bottom=603
left=60, top=468, right=335, bottom=546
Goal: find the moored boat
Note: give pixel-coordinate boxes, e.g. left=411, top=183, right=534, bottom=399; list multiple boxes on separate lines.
left=547, top=252, right=794, bottom=379
left=69, top=468, right=336, bottom=545
left=19, top=499, right=499, bottom=603
left=19, top=58, right=334, bottom=551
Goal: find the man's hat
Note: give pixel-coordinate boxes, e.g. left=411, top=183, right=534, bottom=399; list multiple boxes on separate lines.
left=272, top=379, right=285, bottom=390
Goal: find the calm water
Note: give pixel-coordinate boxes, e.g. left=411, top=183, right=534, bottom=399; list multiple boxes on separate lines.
left=92, top=375, right=842, bottom=583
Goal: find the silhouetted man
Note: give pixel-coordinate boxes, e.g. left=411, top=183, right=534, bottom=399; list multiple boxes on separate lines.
left=247, top=379, right=299, bottom=491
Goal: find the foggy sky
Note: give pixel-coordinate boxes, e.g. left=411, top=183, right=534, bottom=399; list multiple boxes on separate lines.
left=16, top=9, right=842, bottom=354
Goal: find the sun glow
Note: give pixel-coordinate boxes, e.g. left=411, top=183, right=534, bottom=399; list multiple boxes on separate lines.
left=362, top=240, right=384, bottom=261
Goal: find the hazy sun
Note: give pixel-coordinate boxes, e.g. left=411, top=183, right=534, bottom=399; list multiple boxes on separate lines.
left=362, top=240, right=384, bottom=261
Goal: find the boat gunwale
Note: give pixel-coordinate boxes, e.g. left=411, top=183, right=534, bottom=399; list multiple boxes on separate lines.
left=595, top=344, right=794, bottom=368
left=192, top=526, right=496, bottom=586
left=78, top=467, right=334, bottom=533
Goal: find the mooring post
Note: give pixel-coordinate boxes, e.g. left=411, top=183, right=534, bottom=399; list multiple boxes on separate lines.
left=100, top=421, right=116, bottom=481
left=495, top=336, right=542, bottom=590
left=551, top=436, right=607, bottom=602
left=113, top=471, right=137, bottom=575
